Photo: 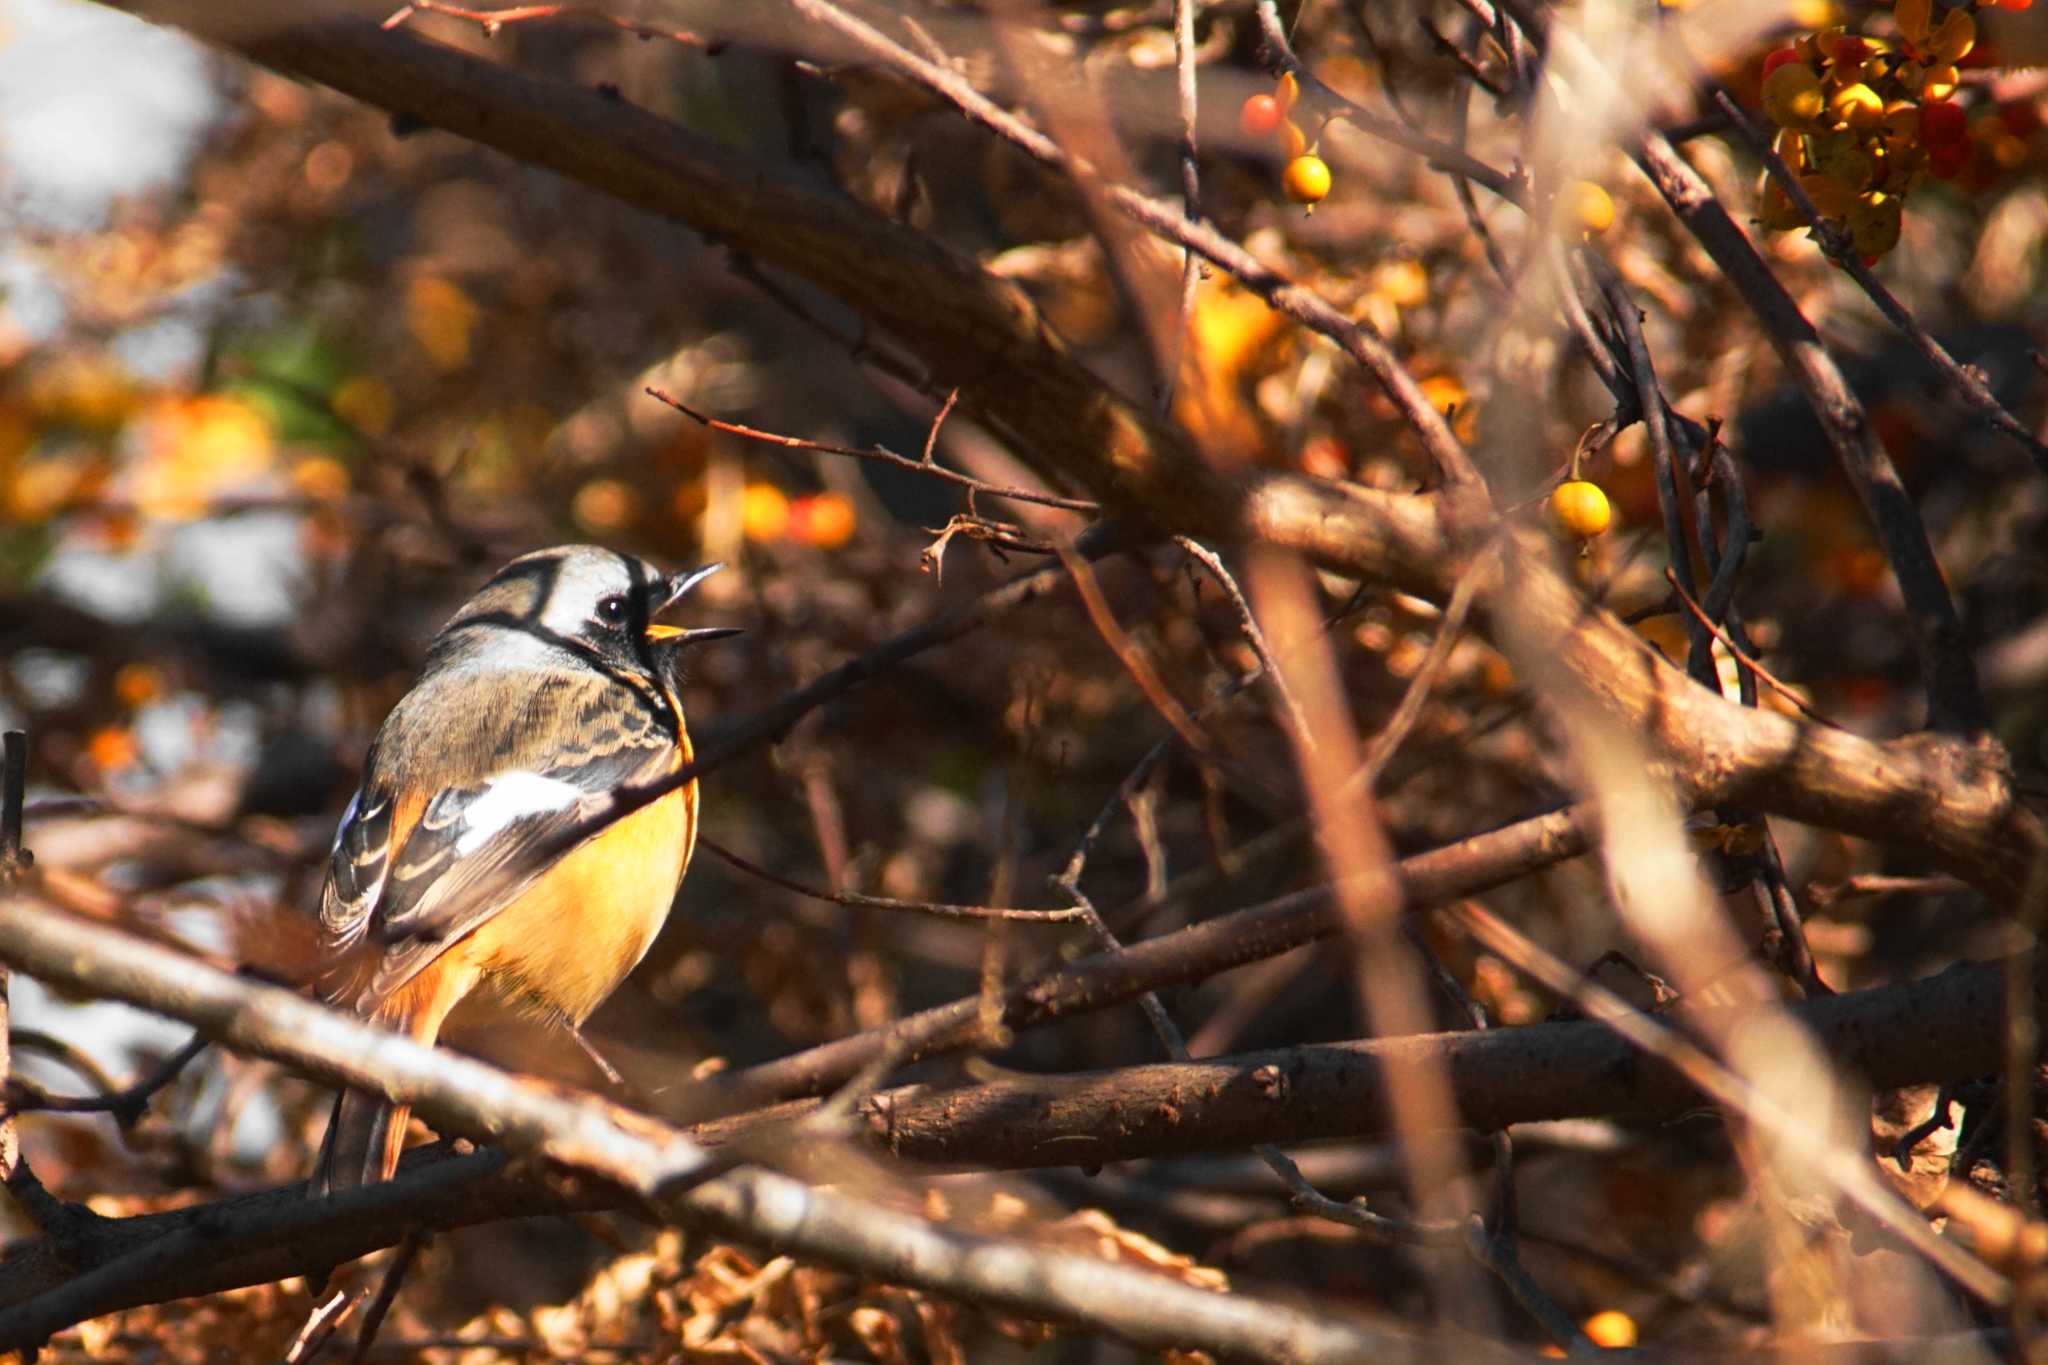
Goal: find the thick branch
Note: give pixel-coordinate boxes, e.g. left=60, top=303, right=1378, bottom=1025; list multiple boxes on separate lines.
left=710, top=952, right=2038, bottom=1169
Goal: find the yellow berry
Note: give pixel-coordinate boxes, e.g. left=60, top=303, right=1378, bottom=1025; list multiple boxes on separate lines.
left=1567, top=181, right=1615, bottom=235
left=1283, top=154, right=1332, bottom=205
left=1827, top=82, right=1884, bottom=130
left=1763, top=62, right=1825, bottom=126
left=739, top=482, right=791, bottom=541
left=1550, top=480, right=1612, bottom=539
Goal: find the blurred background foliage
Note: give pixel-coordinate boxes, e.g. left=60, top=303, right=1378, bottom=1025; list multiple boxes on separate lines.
left=1, top=0, right=2047, bottom=1357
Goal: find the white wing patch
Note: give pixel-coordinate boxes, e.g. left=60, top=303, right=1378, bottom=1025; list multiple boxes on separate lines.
left=454, top=772, right=585, bottom=856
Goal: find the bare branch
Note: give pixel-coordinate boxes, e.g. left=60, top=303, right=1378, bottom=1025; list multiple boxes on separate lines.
left=700, top=835, right=1088, bottom=923
left=645, top=386, right=1099, bottom=514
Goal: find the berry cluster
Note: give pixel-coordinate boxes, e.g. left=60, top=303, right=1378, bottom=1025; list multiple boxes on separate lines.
left=1755, top=0, right=2031, bottom=261
left=1240, top=74, right=1332, bottom=208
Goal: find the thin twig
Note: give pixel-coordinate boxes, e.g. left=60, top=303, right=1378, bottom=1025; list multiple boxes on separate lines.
left=1250, top=0, right=1520, bottom=196
left=646, top=387, right=1098, bottom=513
left=921, top=386, right=959, bottom=465
left=1663, top=568, right=1839, bottom=730
left=734, top=803, right=1594, bottom=1103
left=5, top=1033, right=211, bottom=1129
left=383, top=0, right=718, bottom=50
left=700, top=835, right=1087, bottom=923
left=1805, top=874, right=1969, bottom=909
left=349, top=1230, right=423, bottom=1365
left=1053, top=539, right=1215, bottom=762
left=286, top=1288, right=361, bottom=1365
left=1175, top=537, right=1316, bottom=752
left=1348, top=552, right=1487, bottom=795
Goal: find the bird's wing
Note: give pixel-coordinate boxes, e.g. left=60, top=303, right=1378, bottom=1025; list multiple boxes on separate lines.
left=317, top=666, right=680, bottom=1007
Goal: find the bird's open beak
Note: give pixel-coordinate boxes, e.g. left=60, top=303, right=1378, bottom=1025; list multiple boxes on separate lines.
left=645, top=563, right=742, bottom=644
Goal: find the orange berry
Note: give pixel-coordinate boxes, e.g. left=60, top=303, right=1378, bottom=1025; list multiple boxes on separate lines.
left=86, top=726, right=138, bottom=773
left=290, top=455, right=351, bottom=502
left=113, top=662, right=164, bottom=709
left=789, top=491, right=856, bottom=549
left=1282, top=154, right=1332, bottom=205
left=1239, top=93, right=1284, bottom=138
left=571, top=478, right=635, bottom=532
left=1549, top=480, right=1612, bottom=539
left=1583, top=1311, right=1638, bottom=1349
left=1761, top=47, right=1803, bottom=78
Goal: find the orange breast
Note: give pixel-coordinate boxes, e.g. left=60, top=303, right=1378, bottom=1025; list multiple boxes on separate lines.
left=461, top=775, right=698, bottom=1024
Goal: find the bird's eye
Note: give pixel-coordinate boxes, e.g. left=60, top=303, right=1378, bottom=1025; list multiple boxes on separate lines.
left=595, top=594, right=629, bottom=627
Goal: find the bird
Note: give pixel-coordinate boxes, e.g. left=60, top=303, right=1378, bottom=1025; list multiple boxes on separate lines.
left=310, top=544, right=738, bottom=1195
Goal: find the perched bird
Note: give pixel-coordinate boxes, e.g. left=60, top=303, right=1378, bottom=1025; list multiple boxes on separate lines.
left=311, top=545, right=737, bottom=1195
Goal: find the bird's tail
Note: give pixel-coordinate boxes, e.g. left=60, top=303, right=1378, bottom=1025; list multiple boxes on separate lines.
left=309, top=960, right=471, bottom=1204
left=311, top=1085, right=411, bottom=1198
